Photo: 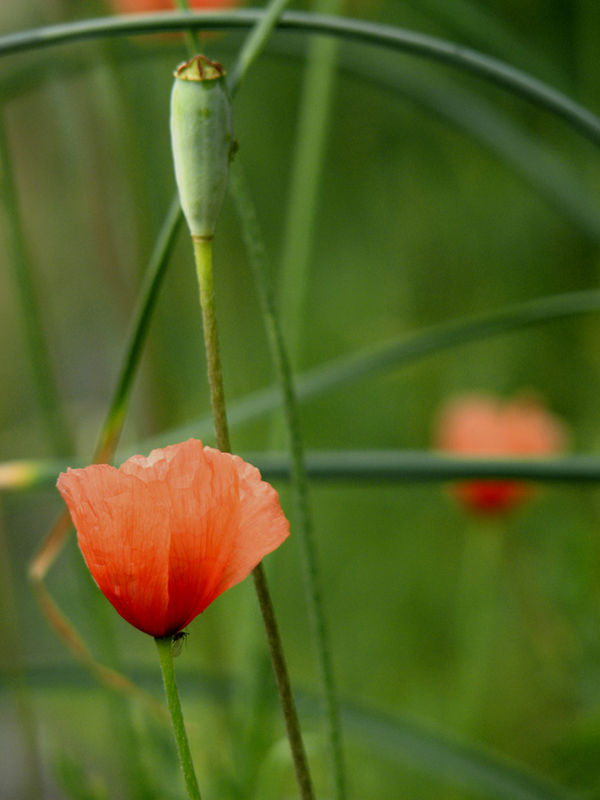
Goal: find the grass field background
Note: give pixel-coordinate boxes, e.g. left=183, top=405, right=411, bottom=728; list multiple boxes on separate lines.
left=2, top=1, right=600, bottom=798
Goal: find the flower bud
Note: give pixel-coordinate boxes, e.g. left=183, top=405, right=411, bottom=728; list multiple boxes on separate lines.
left=170, top=55, right=234, bottom=239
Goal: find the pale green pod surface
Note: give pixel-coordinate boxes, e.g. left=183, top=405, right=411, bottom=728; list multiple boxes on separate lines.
left=170, top=55, right=234, bottom=239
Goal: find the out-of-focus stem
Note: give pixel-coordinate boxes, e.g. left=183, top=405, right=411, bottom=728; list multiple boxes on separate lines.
left=0, top=113, right=72, bottom=456
left=0, top=510, right=43, bottom=800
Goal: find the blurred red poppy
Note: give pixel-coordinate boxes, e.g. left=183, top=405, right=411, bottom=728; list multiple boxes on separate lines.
left=57, top=439, right=289, bottom=637
left=111, top=0, right=238, bottom=11
left=434, top=394, right=567, bottom=515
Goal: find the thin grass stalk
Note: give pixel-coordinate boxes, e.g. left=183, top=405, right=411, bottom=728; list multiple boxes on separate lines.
left=227, top=0, right=295, bottom=91
left=278, top=0, right=342, bottom=366
left=32, top=575, right=166, bottom=717
left=268, top=11, right=348, bottom=793
left=406, top=0, right=569, bottom=90
left=222, top=3, right=316, bottom=795
left=231, top=164, right=346, bottom=799
left=192, top=235, right=315, bottom=800
left=450, top=521, right=504, bottom=735
left=0, top=113, right=72, bottom=456
left=341, top=55, right=600, bottom=243
left=94, top=194, right=183, bottom=462
left=0, top=510, right=43, bottom=800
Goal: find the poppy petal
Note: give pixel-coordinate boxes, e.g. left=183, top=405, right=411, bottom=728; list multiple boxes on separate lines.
left=204, top=449, right=290, bottom=595
left=57, top=440, right=290, bottom=637
left=434, top=393, right=566, bottom=515
left=57, top=466, right=172, bottom=635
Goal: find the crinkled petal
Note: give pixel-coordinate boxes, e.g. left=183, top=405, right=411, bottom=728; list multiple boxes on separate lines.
left=57, top=465, right=172, bottom=636
left=204, top=449, right=290, bottom=596
left=57, top=440, right=290, bottom=637
left=161, top=440, right=241, bottom=631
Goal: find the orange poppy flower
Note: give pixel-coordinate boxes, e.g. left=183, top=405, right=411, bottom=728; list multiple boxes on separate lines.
left=111, top=0, right=238, bottom=11
left=434, top=394, right=567, bottom=515
left=57, top=439, right=289, bottom=637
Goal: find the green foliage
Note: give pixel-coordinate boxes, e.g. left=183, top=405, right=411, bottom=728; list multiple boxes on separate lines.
left=54, top=752, right=110, bottom=800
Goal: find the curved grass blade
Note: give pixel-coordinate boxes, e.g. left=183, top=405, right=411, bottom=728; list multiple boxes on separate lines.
left=0, top=12, right=599, bottom=147
left=345, top=54, right=600, bottom=244
left=9, top=451, right=600, bottom=492
left=127, top=288, right=600, bottom=453
left=3, top=37, right=598, bottom=246
left=404, top=0, right=571, bottom=92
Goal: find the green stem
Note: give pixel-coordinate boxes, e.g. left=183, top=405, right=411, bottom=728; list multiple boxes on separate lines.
left=155, top=636, right=202, bottom=800
left=252, top=562, right=315, bottom=800
left=94, top=195, right=182, bottom=463
left=278, top=0, right=342, bottom=367
left=227, top=0, right=295, bottom=93
left=0, top=507, right=43, bottom=800
left=173, top=0, right=199, bottom=55
left=232, top=164, right=344, bottom=798
left=13, top=449, right=600, bottom=492
left=450, top=521, right=504, bottom=734
left=193, top=237, right=231, bottom=453
left=191, top=236, right=315, bottom=800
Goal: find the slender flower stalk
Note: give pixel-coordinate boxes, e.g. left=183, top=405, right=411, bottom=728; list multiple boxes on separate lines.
left=155, top=636, right=202, bottom=800
left=191, top=232, right=315, bottom=800
left=171, top=54, right=315, bottom=799
left=450, top=520, right=504, bottom=734
left=231, top=164, right=345, bottom=798
left=193, top=237, right=231, bottom=451
left=234, top=2, right=348, bottom=790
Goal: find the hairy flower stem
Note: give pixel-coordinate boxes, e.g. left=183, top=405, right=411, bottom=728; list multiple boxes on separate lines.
left=231, top=165, right=344, bottom=797
left=193, top=237, right=231, bottom=451
left=155, top=636, right=202, bottom=800
left=252, top=561, right=315, bottom=800
left=192, top=235, right=315, bottom=800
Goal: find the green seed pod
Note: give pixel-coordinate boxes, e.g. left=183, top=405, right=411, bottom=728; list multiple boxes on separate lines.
left=170, top=55, right=234, bottom=239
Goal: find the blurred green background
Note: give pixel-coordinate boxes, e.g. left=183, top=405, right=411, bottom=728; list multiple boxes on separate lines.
left=3, top=1, right=600, bottom=798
